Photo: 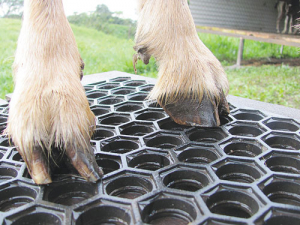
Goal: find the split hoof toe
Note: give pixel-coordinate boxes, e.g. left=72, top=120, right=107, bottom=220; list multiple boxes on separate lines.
left=24, top=146, right=52, bottom=185
left=65, top=144, right=103, bottom=182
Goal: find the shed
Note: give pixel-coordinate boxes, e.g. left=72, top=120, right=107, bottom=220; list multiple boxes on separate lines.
left=189, top=0, right=300, bottom=65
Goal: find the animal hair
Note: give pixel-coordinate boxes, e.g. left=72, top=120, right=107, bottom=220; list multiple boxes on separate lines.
left=6, top=0, right=95, bottom=169
left=134, top=0, right=229, bottom=105
left=137, top=0, right=147, bottom=13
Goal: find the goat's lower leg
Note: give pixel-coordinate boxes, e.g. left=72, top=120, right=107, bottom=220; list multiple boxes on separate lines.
left=134, top=0, right=229, bottom=127
left=6, top=0, right=103, bottom=184
left=288, top=15, right=293, bottom=34
left=282, top=15, right=289, bottom=33
left=276, top=2, right=285, bottom=33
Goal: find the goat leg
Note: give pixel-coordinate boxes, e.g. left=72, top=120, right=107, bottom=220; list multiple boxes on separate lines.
left=134, top=0, right=230, bottom=127
left=7, top=0, right=103, bottom=184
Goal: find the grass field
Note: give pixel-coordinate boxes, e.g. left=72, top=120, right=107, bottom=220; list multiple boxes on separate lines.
left=0, top=18, right=299, bottom=108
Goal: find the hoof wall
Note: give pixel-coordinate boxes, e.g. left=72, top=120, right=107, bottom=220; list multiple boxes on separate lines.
left=159, top=93, right=229, bottom=127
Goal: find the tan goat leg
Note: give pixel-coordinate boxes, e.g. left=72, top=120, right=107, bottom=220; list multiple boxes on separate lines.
left=6, top=0, right=103, bottom=184
left=134, top=0, right=230, bottom=127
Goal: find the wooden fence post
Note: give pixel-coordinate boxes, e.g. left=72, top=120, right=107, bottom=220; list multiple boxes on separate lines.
left=236, top=37, right=245, bottom=67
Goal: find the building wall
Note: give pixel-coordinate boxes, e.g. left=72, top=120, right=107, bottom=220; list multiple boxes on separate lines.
left=189, top=0, right=280, bottom=33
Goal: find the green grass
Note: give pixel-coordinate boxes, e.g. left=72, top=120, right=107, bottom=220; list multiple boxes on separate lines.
left=198, top=33, right=300, bottom=65
left=72, top=24, right=157, bottom=76
left=0, top=19, right=19, bottom=100
left=1, top=18, right=299, bottom=109
left=226, top=65, right=300, bottom=108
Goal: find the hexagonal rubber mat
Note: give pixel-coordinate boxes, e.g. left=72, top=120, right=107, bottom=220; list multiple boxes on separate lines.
left=0, top=76, right=300, bottom=224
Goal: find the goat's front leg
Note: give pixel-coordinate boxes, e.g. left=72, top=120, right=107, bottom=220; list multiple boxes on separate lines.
left=276, top=1, right=285, bottom=33
left=282, top=15, right=289, bottom=33
left=288, top=14, right=293, bottom=34
left=6, top=0, right=103, bottom=184
left=134, top=0, right=229, bottom=127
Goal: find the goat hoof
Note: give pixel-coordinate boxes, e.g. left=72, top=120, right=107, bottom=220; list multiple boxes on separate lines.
left=65, top=144, right=103, bottom=182
left=21, top=144, right=103, bottom=184
left=158, top=93, right=230, bottom=127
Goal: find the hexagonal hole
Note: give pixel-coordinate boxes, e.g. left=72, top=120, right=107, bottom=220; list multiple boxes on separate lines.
left=109, top=77, right=131, bottom=82
left=158, top=118, right=190, bottom=131
left=95, top=153, right=121, bottom=175
left=219, top=138, right=267, bottom=157
left=98, top=113, right=131, bottom=126
left=75, top=205, right=131, bottom=225
left=96, top=82, right=120, bottom=90
left=263, top=117, right=300, bottom=132
left=261, top=151, right=300, bottom=174
left=119, top=122, right=155, bottom=136
left=140, top=193, right=198, bottom=225
left=138, top=84, right=154, bottom=92
left=231, top=109, right=265, bottom=121
left=0, top=136, right=11, bottom=148
left=114, top=102, right=144, bottom=113
left=0, top=116, right=7, bottom=124
left=91, top=126, right=116, bottom=141
left=263, top=132, right=300, bottom=150
left=104, top=173, right=153, bottom=199
left=260, top=175, right=300, bottom=207
left=43, top=179, right=98, bottom=206
left=4, top=206, right=64, bottom=225
left=203, top=185, right=262, bottom=219
left=0, top=124, right=6, bottom=134
left=135, top=109, right=167, bottom=121
left=10, top=213, right=62, bottom=225
left=144, top=132, right=185, bottom=149
left=161, top=166, right=212, bottom=192
left=100, top=136, right=140, bottom=154
left=145, top=100, right=162, bottom=109
left=256, top=207, right=300, bottom=225
left=226, top=122, right=266, bottom=137
left=86, top=90, right=107, bottom=99
left=8, top=149, right=24, bottom=162
left=0, top=183, right=38, bottom=212
left=213, top=158, right=265, bottom=183
left=84, top=85, right=94, bottom=92
left=0, top=166, right=18, bottom=183
left=127, top=149, right=172, bottom=171
left=123, top=80, right=147, bottom=87
left=127, top=92, right=148, bottom=102
left=111, top=87, right=136, bottom=95
left=89, top=81, right=106, bottom=86
left=97, top=96, right=124, bottom=105
left=175, top=144, right=221, bottom=164
left=90, top=105, right=110, bottom=116
left=219, top=115, right=233, bottom=126
left=187, top=128, right=228, bottom=143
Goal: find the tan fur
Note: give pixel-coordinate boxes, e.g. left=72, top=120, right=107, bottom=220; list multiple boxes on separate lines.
left=137, top=0, right=148, bottom=12
left=6, top=0, right=95, bottom=169
left=134, top=0, right=229, bottom=105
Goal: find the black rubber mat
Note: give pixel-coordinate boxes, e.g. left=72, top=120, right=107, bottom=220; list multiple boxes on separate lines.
left=0, top=76, right=300, bottom=224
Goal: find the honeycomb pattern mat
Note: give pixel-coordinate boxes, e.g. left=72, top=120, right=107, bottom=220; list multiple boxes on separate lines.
left=0, top=76, right=300, bottom=225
